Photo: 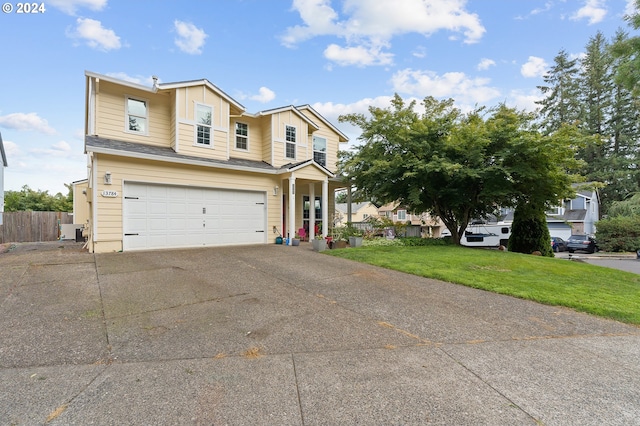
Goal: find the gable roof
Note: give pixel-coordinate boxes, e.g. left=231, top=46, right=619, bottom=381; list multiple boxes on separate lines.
left=297, top=105, right=349, bottom=143
left=0, top=132, right=7, bottom=167
left=85, top=70, right=246, bottom=113
left=256, top=105, right=320, bottom=132
left=335, top=202, right=374, bottom=213
left=279, top=158, right=335, bottom=178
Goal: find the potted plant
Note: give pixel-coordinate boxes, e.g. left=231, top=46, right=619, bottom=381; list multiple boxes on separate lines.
left=292, top=233, right=300, bottom=246
left=331, top=226, right=348, bottom=249
left=345, top=223, right=364, bottom=247
left=312, top=236, right=327, bottom=252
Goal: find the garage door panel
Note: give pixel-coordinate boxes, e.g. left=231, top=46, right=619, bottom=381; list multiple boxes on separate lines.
left=124, top=183, right=266, bottom=251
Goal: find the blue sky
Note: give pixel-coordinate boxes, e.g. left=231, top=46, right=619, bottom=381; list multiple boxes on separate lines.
left=0, top=0, right=637, bottom=195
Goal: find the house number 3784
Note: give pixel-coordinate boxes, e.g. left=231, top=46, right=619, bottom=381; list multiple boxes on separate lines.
left=101, top=190, right=118, bottom=198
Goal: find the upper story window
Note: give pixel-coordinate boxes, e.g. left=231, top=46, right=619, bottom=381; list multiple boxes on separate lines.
left=313, top=136, right=327, bottom=166
left=126, top=97, right=148, bottom=134
left=196, top=104, right=212, bottom=146
left=235, top=122, right=248, bottom=150
left=285, top=125, right=296, bottom=159
left=397, top=209, right=407, bottom=221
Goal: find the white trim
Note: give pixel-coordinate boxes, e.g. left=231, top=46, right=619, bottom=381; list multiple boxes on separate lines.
left=285, top=124, right=297, bottom=160
left=233, top=121, right=250, bottom=152
left=91, top=155, right=98, bottom=243
left=87, top=77, right=95, bottom=135
left=174, top=89, right=180, bottom=152
left=124, top=95, right=150, bottom=136
left=193, top=101, right=213, bottom=147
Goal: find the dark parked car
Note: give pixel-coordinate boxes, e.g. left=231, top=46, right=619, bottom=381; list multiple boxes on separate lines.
left=551, top=236, right=568, bottom=252
left=567, top=235, right=598, bottom=254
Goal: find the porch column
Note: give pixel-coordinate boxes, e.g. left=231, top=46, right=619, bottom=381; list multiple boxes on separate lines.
left=289, top=174, right=296, bottom=245
left=309, top=183, right=316, bottom=240
left=322, top=178, right=328, bottom=238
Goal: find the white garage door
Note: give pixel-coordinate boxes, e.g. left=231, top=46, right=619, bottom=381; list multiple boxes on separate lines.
left=123, top=182, right=266, bottom=251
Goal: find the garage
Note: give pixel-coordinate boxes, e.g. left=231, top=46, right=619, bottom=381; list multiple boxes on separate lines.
left=123, top=182, right=266, bottom=251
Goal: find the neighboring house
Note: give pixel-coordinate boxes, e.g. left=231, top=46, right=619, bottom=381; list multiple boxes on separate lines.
left=377, top=202, right=445, bottom=237
left=0, top=132, right=7, bottom=226
left=502, top=184, right=600, bottom=240
left=82, top=71, right=348, bottom=253
left=334, top=202, right=379, bottom=226
left=72, top=179, right=90, bottom=226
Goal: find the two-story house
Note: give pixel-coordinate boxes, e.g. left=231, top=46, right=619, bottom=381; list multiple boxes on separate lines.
left=377, top=202, right=445, bottom=237
left=81, top=71, right=348, bottom=253
left=501, top=184, right=600, bottom=240
left=334, top=202, right=379, bottom=226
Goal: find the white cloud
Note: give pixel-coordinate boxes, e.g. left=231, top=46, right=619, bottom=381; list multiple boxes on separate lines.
left=324, top=43, right=393, bottom=67
left=477, top=58, right=496, bottom=71
left=0, top=112, right=56, bottom=134
left=30, top=143, right=71, bottom=157
left=282, top=0, right=485, bottom=67
left=174, top=20, right=207, bottom=55
left=625, top=0, right=637, bottom=17
left=570, top=0, right=607, bottom=24
left=390, top=68, right=501, bottom=104
left=67, top=18, right=121, bottom=51
left=47, top=0, right=106, bottom=15
left=521, top=56, right=548, bottom=78
left=506, top=89, right=542, bottom=112
left=106, top=72, right=158, bottom=86
left=250, top=87, right=276, bottom=103
left=2, top=140, right=20, bottom=157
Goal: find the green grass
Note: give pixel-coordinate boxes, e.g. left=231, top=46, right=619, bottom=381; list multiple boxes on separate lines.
left=326, top=245, right=640, bottom=325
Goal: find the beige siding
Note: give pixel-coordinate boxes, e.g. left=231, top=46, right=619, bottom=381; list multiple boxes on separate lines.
left=299, top=108, right=342, bottom=172
left=72, top=181, right=90, bottom=225
left=230, top=117, right=263, bottom=162
left=262, top=117, right=273, bottom=164
left=270, top=111, right=310, bottom=168
left=175, top=86, right=231, bottom=161
left=91, top=154, right=282, bottom=252
left=95, top=81, right=171, bottom=146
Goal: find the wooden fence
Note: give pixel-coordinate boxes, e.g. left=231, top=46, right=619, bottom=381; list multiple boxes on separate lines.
left=0, top=211, right=73, bottom=243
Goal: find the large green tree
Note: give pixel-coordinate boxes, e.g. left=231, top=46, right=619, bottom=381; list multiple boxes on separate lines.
left=611, top=0, right=640, bottom=96
left=4, top=184, right=73, bottom=212
left=536, top=49, right=582, bottom=135
left=338, top=96, right=581, bottom=249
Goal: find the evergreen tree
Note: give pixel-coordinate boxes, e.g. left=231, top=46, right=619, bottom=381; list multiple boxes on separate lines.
left=536, top=49, right=582, bottom=135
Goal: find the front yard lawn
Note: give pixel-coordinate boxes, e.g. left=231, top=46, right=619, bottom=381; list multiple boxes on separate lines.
left=326, top=245, right=640, bottom=325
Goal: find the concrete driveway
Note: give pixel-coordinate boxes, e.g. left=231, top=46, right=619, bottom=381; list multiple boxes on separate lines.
left=1, top=242, right=639, bottom=425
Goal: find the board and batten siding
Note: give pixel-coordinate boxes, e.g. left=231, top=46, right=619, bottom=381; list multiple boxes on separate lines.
left=92, top=154, right=281, bottom=252
left=270, top=111, right=310, bottom=169
left=174, top=86, right=231, bottom=162
left=299, top=108, right=342, bottom=172
left=95, top=81, right=171, bottom=147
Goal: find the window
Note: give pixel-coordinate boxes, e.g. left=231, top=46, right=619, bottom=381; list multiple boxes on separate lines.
left=285, top=125, right=296, bottom=159
left=235, top=122, right=248, bottom=150
left=313, top=136, right=327, bottom=166
left=126, top=97, right=147, bottom=134
left=196, top=104, right=212, bottom=146
left=397, top=210, right=407, bottom=221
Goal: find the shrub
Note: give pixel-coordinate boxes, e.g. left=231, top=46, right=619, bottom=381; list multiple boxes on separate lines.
left=508, top=205, right=553, bottom=257
left=596, top=216, right=640, bottom=252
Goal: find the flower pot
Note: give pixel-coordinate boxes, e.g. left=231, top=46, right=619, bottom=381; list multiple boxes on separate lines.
left=349, top=236, right=363, bottom=247
left=292, top=238, right=300, bottom=246
left=312, top=238, right=327, bottom=252
left=333, top=240, right=348, bottom=249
